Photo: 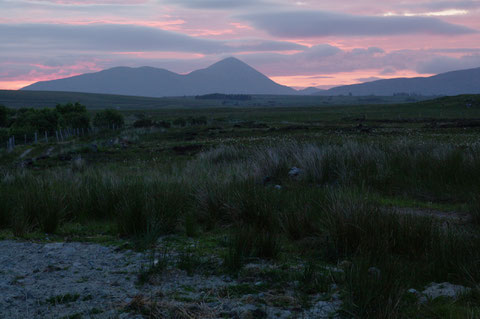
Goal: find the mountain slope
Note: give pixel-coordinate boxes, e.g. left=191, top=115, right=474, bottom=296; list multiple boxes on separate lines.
left=21, top=58, right=296, bottom=97
left=317, top=67, right=480, bottom=96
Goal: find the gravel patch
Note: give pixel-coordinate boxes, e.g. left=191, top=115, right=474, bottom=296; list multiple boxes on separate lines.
left=0, top=240, right=145, bottom=319
left=0, top=240, right=342, bottom=318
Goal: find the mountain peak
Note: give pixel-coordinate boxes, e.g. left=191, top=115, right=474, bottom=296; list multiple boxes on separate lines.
left=206, top=57, right=251, bottom=70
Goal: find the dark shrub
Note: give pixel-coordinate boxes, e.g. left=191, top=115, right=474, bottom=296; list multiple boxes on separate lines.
left=173, top=118, right=187, bottom=127
left=133, top=119, right=154, bottom=128
left=93, top=109, right=124, bottom=128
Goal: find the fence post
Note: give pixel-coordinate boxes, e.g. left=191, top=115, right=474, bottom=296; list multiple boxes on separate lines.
left=8, top=137, right=14, bottom=152
left=56, top=131, right=59, bottom=142
left=45, top=131, right=48, bottom=143
left=24, top=134, right=27, bottom=144
left=60, top=130, right=64, bottom=141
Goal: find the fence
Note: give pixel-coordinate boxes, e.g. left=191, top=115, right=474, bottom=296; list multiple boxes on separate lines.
left=3, top=125, right=120, bottom=152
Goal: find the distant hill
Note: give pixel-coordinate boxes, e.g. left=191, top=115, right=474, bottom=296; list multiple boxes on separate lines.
left=21, top=57, right=296, bottom=97
left=297, top=87, right=325, bottom=95
left=316, top=67, right=480, bottom=96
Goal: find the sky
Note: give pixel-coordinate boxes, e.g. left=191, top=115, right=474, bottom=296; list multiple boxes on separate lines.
left=1, top=0, right=479, bottom=90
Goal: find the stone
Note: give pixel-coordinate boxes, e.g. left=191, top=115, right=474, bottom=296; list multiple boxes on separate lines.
left=274, top=185, right=282, bottom=190
left=420, top=282, right=471, bottom=303
left=308, top=299, right=342, bottom=318
left=288, top=167, right=303, bottom=177
left=407, top=288, right=419, bottom=295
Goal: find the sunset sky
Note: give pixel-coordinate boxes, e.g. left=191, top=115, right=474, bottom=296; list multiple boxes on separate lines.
left=1, top=0, right=479, bottom=90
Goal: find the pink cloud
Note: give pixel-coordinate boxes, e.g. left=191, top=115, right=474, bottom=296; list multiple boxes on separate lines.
left=28, top=0, right=148, bottom=4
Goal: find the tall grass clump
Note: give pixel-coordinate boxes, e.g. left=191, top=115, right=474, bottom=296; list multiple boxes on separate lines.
left=469, top=194, right=480, bottom=226
left=11, top=176, right=67, bottom=234
left=222, top=182, right=283, bottom=271
left=0, top=182, right=12, bottom=229
left=116, top=180, right=191, bottom=238
left=70, top=170, right=124, bottom=220
left=319, top=188, right=439, bottom=261
left=315, top=188, right=480, bottom=317
left=196, top=141, right=480, bottom=202
left=341, top=257, right=406, bottom=319
left=115, top=182, right=149, bottom=237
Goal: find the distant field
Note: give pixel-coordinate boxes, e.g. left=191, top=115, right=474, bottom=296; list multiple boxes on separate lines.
left=0, top=89, right=434, bottom=109
left=122, top=94, right=480, bottom=123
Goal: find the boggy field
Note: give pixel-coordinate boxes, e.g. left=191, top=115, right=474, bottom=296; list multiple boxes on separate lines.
left=2, top=95, right=480, bottom=318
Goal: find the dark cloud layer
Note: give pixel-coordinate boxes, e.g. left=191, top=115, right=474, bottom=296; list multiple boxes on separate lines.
left=237, top=44, right=480, bottom=77
left=239, top=11, right=477, bottom=37
left=416, top=54, right=480, bottom=73
left=404, top=1, right=480, bottom=10
left=0, top=23, right=306, bottom=54
left=163, top=0, right=263, bottom=9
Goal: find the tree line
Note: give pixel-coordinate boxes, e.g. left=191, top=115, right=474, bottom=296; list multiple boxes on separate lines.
left=0, top=103, right=124, bottom=143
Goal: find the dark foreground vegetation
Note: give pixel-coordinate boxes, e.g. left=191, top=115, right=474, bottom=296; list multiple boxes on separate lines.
left=2, top=95, right=480, bottom=318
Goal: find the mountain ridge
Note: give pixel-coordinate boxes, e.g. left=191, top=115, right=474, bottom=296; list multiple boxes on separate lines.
left=21, top=58, right=480, bottom=97
left=317, top=67, right=480, bottom=96
left=22, top=57, right=296, bottom=97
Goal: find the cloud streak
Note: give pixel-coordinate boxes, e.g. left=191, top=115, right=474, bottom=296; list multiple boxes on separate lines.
left=0, top=23, right=307, bottom=54
left=239, top=10, right=477, bottom=37
left=163, top=0, right=266, bottom=9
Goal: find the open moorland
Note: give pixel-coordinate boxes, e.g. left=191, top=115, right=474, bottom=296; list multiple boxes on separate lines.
left=1, top=94, right=480, bottom=318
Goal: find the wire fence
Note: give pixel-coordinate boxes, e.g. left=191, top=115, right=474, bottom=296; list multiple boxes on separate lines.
left=2, top=125, right=121, bottom=152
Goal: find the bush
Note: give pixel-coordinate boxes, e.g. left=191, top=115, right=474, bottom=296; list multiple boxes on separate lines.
left=93, top=109, right=124, bottom=128
left=12, top=108, right=60, bottom=133
left=155, top=121, right=171, bottom=129
left=63, top=112, right=90, bottom=129
left=133, top=119, right=154, bottom=128
left=188, top=116, right=207, bottom=126
left=56, top=102, right=90, bottom=129
left=0, top=104, right=7, bottom=127
left=0, top=128, right=9, bottom=144
left=173, top=118, right=187, bottom=127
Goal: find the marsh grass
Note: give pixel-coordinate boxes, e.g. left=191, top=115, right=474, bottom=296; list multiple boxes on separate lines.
left=137, top=246, right=169, bottom=285
left=341, top=257, right=406, bottom=318
left=2, top=140, right=480, bottom=317
left=469, top=194, right=480, bottom=226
